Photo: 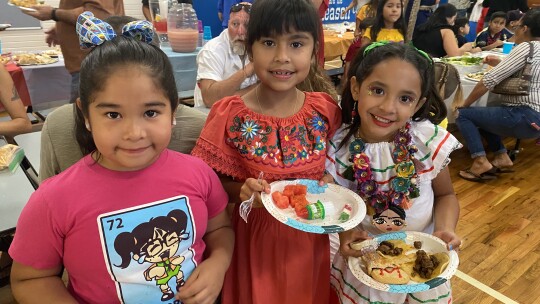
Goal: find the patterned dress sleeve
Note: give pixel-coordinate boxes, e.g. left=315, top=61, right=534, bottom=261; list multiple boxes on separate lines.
left=411, top=120, right=462, bottom=182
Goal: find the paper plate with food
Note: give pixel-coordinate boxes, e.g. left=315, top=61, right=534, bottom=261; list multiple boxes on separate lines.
left=347, top=231, right=459, bottom=293
left=13, top=53, right=58, bottom=66
left=261, top=179, right=366, bottom=234
left=464, top=71, right=487, bottom=82
left=441, top=55, right=483, bottom=66
left=7, top=0, right=38, bottom=12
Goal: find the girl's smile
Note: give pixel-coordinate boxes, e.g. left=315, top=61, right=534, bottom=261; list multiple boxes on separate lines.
left=351, top=58, right=425, bottom=143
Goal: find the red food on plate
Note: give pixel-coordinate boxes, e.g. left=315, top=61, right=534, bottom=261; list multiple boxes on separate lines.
left=291, top=195, right=309, bottom=209
left=271, top=191, right=289, bottom=209
left=284, top=184, right=307, bottom=195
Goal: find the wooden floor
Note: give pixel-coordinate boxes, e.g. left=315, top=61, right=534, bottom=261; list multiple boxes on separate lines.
left=1, top=133, right=540, bottom=303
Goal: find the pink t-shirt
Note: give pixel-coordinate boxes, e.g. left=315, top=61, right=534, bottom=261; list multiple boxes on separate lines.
left=10, top=149, right=227, bottom=303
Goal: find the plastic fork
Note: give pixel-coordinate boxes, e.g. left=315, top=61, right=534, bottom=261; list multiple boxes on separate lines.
left=239, top=171, right=264, bottom=223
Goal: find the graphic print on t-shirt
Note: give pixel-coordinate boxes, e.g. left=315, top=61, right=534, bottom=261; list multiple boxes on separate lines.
left=98, top=195, right=196, bottom=303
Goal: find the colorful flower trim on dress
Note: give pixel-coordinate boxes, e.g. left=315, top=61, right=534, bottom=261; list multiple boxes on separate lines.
left=346, top=122, right=420, bottom=214
left=226, top=111, right=330, bottom=167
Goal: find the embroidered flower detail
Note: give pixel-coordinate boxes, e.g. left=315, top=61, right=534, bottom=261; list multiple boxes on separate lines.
left=370, top=193, right=388, bottom=213
left=359, top=180, right=377, bottom=197
left=391, top=177, right=410, bottom=192
left=353, top=153, right=370, bottom=170
left=299, top=149, right=309, bottom=160
left=395, top=161, right=415, bottom=178
left=349, top=138, right=366, bottom=155
left=314, top=136, right=326, bottom=151
left=393, top=145, right=409, bottom=163
left=354, top=167, right=372, bottom=182
left=396, top=130, right=411, bottom=145
left=311, top=115, right=326, bottom=131
left=250, top=142, right=267, bottom=157
left=390, top=191, right=404, bottom=206
left=267, top=147, right=280, bottom=163
left=240, top=120, right=261, bottom=140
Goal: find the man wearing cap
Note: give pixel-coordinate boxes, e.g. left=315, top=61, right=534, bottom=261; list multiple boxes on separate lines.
left=194, top=2, right=257, bottom=108
left=22, top=1, right=124, bottom=104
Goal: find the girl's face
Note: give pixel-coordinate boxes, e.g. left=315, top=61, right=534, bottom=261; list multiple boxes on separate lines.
left=250, top=29, right=314, bottom=93
left=83, top=66, right=173, bottom=171
left=350, top=58, right=425, bottom=143
left=447, top=14, right=457, bottom=26
left=461, top=23, right=470, bottom=35
left=382, top=0, right=402, bottom=24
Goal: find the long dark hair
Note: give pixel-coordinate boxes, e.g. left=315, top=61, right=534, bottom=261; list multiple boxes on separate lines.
left=75, top=36, right=179, bottom=155
left=522, top=9, right=540, bottom=38
left=416, top=3, right=457, bottom=33
left=339, top=43, right=446, bottom=150
left=369, top=0, right=407, bottom=42
left=246, top=0, right=320, bottom=57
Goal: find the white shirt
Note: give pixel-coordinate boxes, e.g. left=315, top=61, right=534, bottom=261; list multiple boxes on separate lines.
left=194, top=30, right=258, bottom=108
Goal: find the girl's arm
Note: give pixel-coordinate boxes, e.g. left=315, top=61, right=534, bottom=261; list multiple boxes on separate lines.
left=431, top=167, right=462, bottom=250
left=0, top=65, right=32, bottom=137
left=176, top=210, right=234, bottom=304
left=10, top=262, right=77, bottom=303
left=441, top=29, right=474, bottom=57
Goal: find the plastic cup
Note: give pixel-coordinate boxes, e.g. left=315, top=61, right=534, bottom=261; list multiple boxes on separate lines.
left=148, top=0, right=171, bottom=45
left=203, top=26, right=212, bottom=41
left=502, top=41, right=515, bottom=54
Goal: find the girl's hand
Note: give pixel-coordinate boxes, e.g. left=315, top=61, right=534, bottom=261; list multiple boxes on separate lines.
left=433, top=230, right=462, bottom=251
left=318, top=173, right=335, bottom=186
left=175, top=258, right=226, bottom=304
left=239, top=177, right=270, bottom=208
left=338, top=229, right=372, bottom=258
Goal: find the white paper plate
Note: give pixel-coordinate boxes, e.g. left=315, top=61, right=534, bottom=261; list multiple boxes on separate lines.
left=7, top=2, right=37, bottom=12
left=347, top=231, right=459, bottom=293
left=463, top=76, right=480, bottom=82
left=261, top=179, right=366, bottom=234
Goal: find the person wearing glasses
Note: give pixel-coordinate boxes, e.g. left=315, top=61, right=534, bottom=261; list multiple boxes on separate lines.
left=194, top=2, right=257, bottom=108
left=218, top=0, right=254, bottom=30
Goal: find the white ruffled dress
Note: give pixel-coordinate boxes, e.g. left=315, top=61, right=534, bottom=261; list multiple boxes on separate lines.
left=326, top=120, right=462, bottom=304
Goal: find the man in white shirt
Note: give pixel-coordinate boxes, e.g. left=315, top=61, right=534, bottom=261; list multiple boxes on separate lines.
left=194, top=2, right=257, bottom=108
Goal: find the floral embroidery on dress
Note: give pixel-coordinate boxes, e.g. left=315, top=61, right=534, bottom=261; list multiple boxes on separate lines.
left=226, top=111, right=330, bottom=167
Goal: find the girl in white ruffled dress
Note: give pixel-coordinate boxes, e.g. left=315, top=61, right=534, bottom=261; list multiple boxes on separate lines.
left=326, top=42, right=463, bottom=304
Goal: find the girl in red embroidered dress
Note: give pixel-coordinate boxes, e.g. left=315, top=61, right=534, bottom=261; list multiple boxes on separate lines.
left=191, top=0, right=341, bottom=303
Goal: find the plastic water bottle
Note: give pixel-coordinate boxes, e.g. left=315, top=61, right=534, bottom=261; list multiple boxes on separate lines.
left=197, top=20, right=203, bottom=47
left=167, top=2, right=199, bottom=52
left=202, top=26, right=212, bottom=46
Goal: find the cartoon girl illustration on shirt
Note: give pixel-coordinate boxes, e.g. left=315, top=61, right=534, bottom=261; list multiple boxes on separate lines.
left=372, top=204, right=407, bottom=233
left=114, top=209, right=190, bottom=302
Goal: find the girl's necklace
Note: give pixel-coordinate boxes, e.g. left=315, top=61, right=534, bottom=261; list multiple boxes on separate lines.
left=255, top=85, right=300, bottom=116
left=348, top=122, right=420, bottom=214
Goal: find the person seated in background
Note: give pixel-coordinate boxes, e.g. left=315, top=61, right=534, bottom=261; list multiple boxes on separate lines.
left=218, top=0, right=253, bottom=30
left=475, top=11, right=513, bottom=50
left=0, top=64, right=32, bottom=138
left=453, top=17, right=471, bottom=47
left=506, top=10, right=524, bottom=34
left=342, top=18, right=373, bottom=86
left=413, top=3, right=481, bottom=57
left=194, top=2, right=257, bottom=108
left=356, top=0, right=378, bottom=23
left=455, top=9, right=540, bottom=182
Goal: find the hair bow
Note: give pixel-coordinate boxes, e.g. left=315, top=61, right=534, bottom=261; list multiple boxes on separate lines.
left=76, top=11, right=154, bottom=49
left=363, top=40, right=433, bottom=65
